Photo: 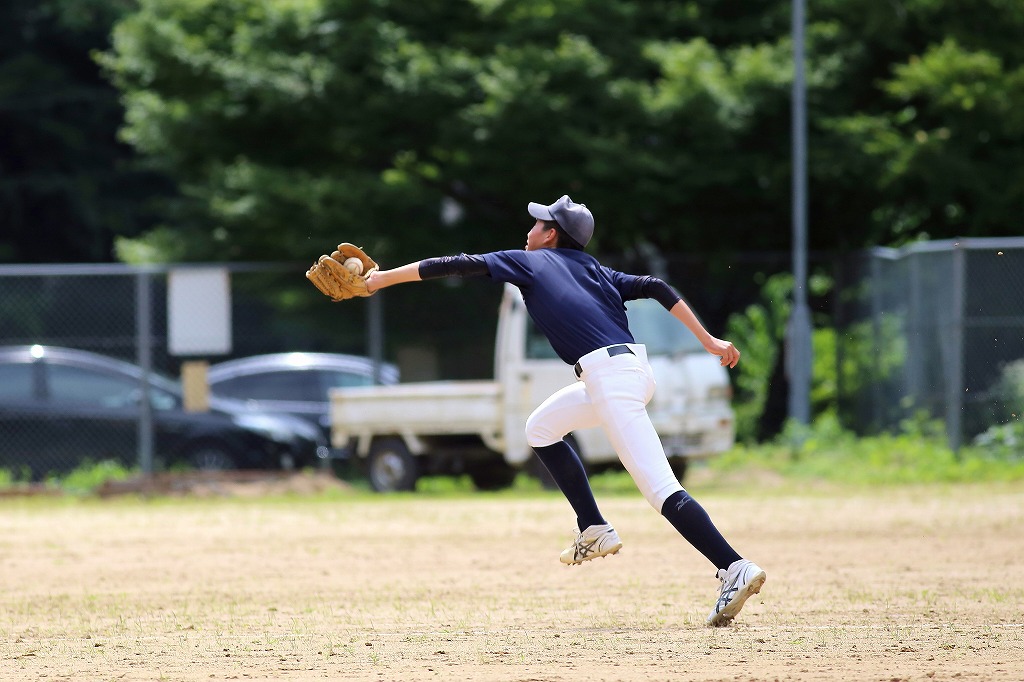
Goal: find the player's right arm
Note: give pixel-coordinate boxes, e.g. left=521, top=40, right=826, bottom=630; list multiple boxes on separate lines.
left=615, top=271, right=740, bottom=369
left=667, top=298, right=740, bottom=368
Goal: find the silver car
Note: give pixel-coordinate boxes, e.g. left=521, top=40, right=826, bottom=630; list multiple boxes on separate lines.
left=207, top=352, right=399, bottom=459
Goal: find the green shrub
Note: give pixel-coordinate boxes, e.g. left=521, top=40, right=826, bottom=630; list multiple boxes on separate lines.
left=710, top=414, right=1024, bottom=485
left=45, top=459, right=135, bottom=495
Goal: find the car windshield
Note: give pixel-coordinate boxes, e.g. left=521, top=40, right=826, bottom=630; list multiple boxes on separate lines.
left=47, top=362, right=182, bottom=410
left=524, top=299, right=704, bottom=360
left=0, top=362, right=34, bottom=399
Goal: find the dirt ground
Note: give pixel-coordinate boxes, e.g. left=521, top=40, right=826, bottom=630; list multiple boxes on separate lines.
left=1, top=475, right=1022, bottom=682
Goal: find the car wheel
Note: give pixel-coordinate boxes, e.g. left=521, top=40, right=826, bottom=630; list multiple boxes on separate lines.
left=367, top=438, right=418, bottom=492
left=188, top=446, right=236, bottom=471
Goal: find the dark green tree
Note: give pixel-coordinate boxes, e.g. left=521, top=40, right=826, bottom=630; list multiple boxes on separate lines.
left=98, top=0, right=799, bottom=263
left=812, top=0, right=1024, bottom=247
left=0, top=0, right=172, bottom=263
left=97, top=0, right=1024, bottom=264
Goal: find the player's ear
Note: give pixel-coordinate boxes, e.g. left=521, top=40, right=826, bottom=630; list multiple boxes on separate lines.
left=543, top=222, right=559, bottom=246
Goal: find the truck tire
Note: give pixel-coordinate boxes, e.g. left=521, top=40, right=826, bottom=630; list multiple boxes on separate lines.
left=467, top=463, right=518, bottom=491
left=526, top=433, right=582, bottom=490
left=526, top=455, right=558, bottom=490
left=670, top=458, right=688, bottom=483
left=367, top=438, right=419, bottom=492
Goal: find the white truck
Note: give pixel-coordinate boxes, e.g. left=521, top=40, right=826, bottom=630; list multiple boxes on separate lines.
left=330, top=284, right=734, bottom=492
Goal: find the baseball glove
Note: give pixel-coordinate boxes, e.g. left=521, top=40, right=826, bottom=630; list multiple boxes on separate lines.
left=305, top=243, right=379, bottom=301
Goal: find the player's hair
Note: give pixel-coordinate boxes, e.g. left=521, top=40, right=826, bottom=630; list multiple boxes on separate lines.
left=543, top=220, right=585, bottom=250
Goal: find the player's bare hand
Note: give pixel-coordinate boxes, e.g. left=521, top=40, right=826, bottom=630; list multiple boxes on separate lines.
left=705, top=337, right=740, bottom=368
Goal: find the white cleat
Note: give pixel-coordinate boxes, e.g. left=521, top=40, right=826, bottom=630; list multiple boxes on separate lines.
left=559, top=523, right=623, bottom=565
left=706, top=559, right=766, bottom=627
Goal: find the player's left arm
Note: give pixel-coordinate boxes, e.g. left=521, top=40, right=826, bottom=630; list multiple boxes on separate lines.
left=365, top=261, right=423, bottom=293
left=366, top=254, right=490, bottom=294
left=622, top=273, right=740, bottom=369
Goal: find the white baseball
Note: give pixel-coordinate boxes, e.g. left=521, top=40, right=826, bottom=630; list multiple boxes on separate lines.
left=343, top=257, right=364, bottom=275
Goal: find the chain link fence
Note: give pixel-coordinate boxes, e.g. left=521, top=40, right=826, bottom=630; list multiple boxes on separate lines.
left=837, top=238, right=1024, bottom=449
left=2, top=239, right=1021, bottom=478
left=0, top=255, right=762, bottom=479
left=0, top=263, right=391, bottom=479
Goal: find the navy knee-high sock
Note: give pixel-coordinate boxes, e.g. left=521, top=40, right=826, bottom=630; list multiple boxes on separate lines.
left=533, top=440, right=606, bottom=530
left=660, top=490, right=742, bottom=571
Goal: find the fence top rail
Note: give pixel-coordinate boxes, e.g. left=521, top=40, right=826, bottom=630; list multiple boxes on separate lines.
left=0, top=262, right=299, bottom=277
left=871, top=237, right=1024, bottom=260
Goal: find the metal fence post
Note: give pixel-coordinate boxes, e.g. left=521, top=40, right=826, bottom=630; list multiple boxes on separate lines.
left=135, top=270, right=154, bottom=474
left=907, top=253, right=923, bottom=410
left=869, top=253, right=884, bottom=430
left=833, top=256, right=845, bottom=422
left=946, top=244, right=965, bottom=452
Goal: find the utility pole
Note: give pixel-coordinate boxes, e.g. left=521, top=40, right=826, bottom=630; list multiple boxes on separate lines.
left=787, top=0, right=813, bottom=427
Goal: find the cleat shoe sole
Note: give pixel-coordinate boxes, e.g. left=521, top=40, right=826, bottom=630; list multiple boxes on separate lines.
left=561, top=541, right=622, bottom=566
left=706, top=570, right=766, bottom=627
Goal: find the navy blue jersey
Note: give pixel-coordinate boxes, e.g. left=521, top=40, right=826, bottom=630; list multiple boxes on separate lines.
left=482, top=249, right=651, bottom=364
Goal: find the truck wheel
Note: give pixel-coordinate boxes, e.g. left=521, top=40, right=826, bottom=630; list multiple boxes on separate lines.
left=467, top=463, right=518, bottom=491
left=526, top=433, right=582, bottom=490
left=670, top=458, right=689, bottom=483
left=367, top=438, right=419, bottom=492
left=526, top=455, right=559, bottom=490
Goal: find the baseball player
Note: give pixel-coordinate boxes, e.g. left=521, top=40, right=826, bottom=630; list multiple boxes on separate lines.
left=361, top=195, right=766, bottom=626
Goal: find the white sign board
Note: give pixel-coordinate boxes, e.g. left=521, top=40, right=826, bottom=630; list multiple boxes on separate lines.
left=168, top=268, right=232, bottom=356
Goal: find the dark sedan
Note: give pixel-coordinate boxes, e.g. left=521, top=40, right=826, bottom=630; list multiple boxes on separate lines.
left=0, top=345, right=327, bottom=480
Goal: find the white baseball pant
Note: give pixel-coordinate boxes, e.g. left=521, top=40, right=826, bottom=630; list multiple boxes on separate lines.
left=525, top=343, right=684, bottom=510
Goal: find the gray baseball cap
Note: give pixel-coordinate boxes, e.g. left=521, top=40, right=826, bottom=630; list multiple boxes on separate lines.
left=527, top=195, right=595, bottom=247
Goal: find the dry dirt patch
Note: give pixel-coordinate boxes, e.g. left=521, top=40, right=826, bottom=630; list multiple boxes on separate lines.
left=1, top=482, right=1022, bottom=681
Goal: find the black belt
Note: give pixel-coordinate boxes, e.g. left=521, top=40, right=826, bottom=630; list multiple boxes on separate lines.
left=574, top=344, right=634, bottom=378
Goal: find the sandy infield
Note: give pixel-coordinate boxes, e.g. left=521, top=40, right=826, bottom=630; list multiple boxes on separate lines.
left=1, top=478, right=1022, bottom=681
